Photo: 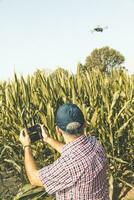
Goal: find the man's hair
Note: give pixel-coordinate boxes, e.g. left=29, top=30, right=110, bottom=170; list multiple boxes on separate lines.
left=65, top=122, right=84, bottom=135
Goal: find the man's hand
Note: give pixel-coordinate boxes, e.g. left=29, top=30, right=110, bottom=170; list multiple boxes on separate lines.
left=40, top=124, right=49, bottom=142
left=19, top=128, right=31, bottom=147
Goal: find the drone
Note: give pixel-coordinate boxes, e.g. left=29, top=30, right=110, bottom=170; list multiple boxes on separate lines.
left=91, top=25, right=108, bottom=33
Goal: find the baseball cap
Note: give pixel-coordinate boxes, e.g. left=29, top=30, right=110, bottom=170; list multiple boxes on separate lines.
left=56, top=103, right=85, bottom=134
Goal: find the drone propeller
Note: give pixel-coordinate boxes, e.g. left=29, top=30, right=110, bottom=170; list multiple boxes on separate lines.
left=90, top=30, right=95, bottom=33
left=103, top=26, right=108, bottom=30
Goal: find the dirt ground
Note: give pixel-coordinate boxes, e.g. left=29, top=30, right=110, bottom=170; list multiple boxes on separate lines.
left=0, top=167, right=22, bottom=200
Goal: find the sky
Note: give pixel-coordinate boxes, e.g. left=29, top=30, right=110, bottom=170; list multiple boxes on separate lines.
left=0, top=0, right=134, bottom=80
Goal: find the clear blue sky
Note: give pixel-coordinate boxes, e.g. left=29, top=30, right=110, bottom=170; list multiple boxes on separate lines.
left=0, top=0, right=134, bottom=80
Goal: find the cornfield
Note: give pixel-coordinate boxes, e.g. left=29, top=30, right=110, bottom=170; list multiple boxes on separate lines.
left=0, top=66, right=134, bottom=200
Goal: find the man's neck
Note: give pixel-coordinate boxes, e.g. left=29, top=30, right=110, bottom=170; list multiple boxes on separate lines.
left=63, top=134, right=82, bottom=144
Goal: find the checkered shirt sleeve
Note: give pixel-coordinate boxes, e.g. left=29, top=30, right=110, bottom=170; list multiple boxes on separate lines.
left=38, top=156, right=73, bottom=195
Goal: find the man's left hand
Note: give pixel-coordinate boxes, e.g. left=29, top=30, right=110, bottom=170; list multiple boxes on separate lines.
left=19, top=128, right=31, bottom=147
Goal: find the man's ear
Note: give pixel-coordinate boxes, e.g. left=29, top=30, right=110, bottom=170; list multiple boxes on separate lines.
left=84, top=120, right=87, bottom=128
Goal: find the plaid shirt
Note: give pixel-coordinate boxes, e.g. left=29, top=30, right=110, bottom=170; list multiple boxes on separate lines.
left=39, top=135, right=109, bottom=200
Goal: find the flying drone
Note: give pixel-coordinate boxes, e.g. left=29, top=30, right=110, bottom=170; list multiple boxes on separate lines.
left=91, top=25, right=108, bottom=33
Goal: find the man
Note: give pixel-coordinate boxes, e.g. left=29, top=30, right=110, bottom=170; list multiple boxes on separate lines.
left=19, top=103, right=109, bottom=200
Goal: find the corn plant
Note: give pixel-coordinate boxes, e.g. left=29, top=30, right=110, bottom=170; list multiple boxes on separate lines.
left=0, top=67, right=133, bottom=200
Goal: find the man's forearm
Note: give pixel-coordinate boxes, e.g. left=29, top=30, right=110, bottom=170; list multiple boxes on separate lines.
left=46, top=137, right=65, bottom=153
left=24, top=147, right=43, bottom=186
left=24, top=147, right=37, bottom=184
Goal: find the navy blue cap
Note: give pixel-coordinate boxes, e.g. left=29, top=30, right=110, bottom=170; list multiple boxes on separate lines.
left=56, top=103, right=85, bottom=134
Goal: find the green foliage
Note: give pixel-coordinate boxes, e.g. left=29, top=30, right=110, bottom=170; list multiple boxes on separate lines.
left=0, top=67, right=134, bottom=200
left=85, top=46, right=125, bottom=72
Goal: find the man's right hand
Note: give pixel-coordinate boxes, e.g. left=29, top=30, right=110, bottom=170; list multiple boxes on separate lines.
left=40, top=124, right=50, bottom=142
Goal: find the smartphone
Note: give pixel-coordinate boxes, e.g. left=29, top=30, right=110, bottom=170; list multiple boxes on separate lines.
left=27, top=124, right=43, bottom=143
